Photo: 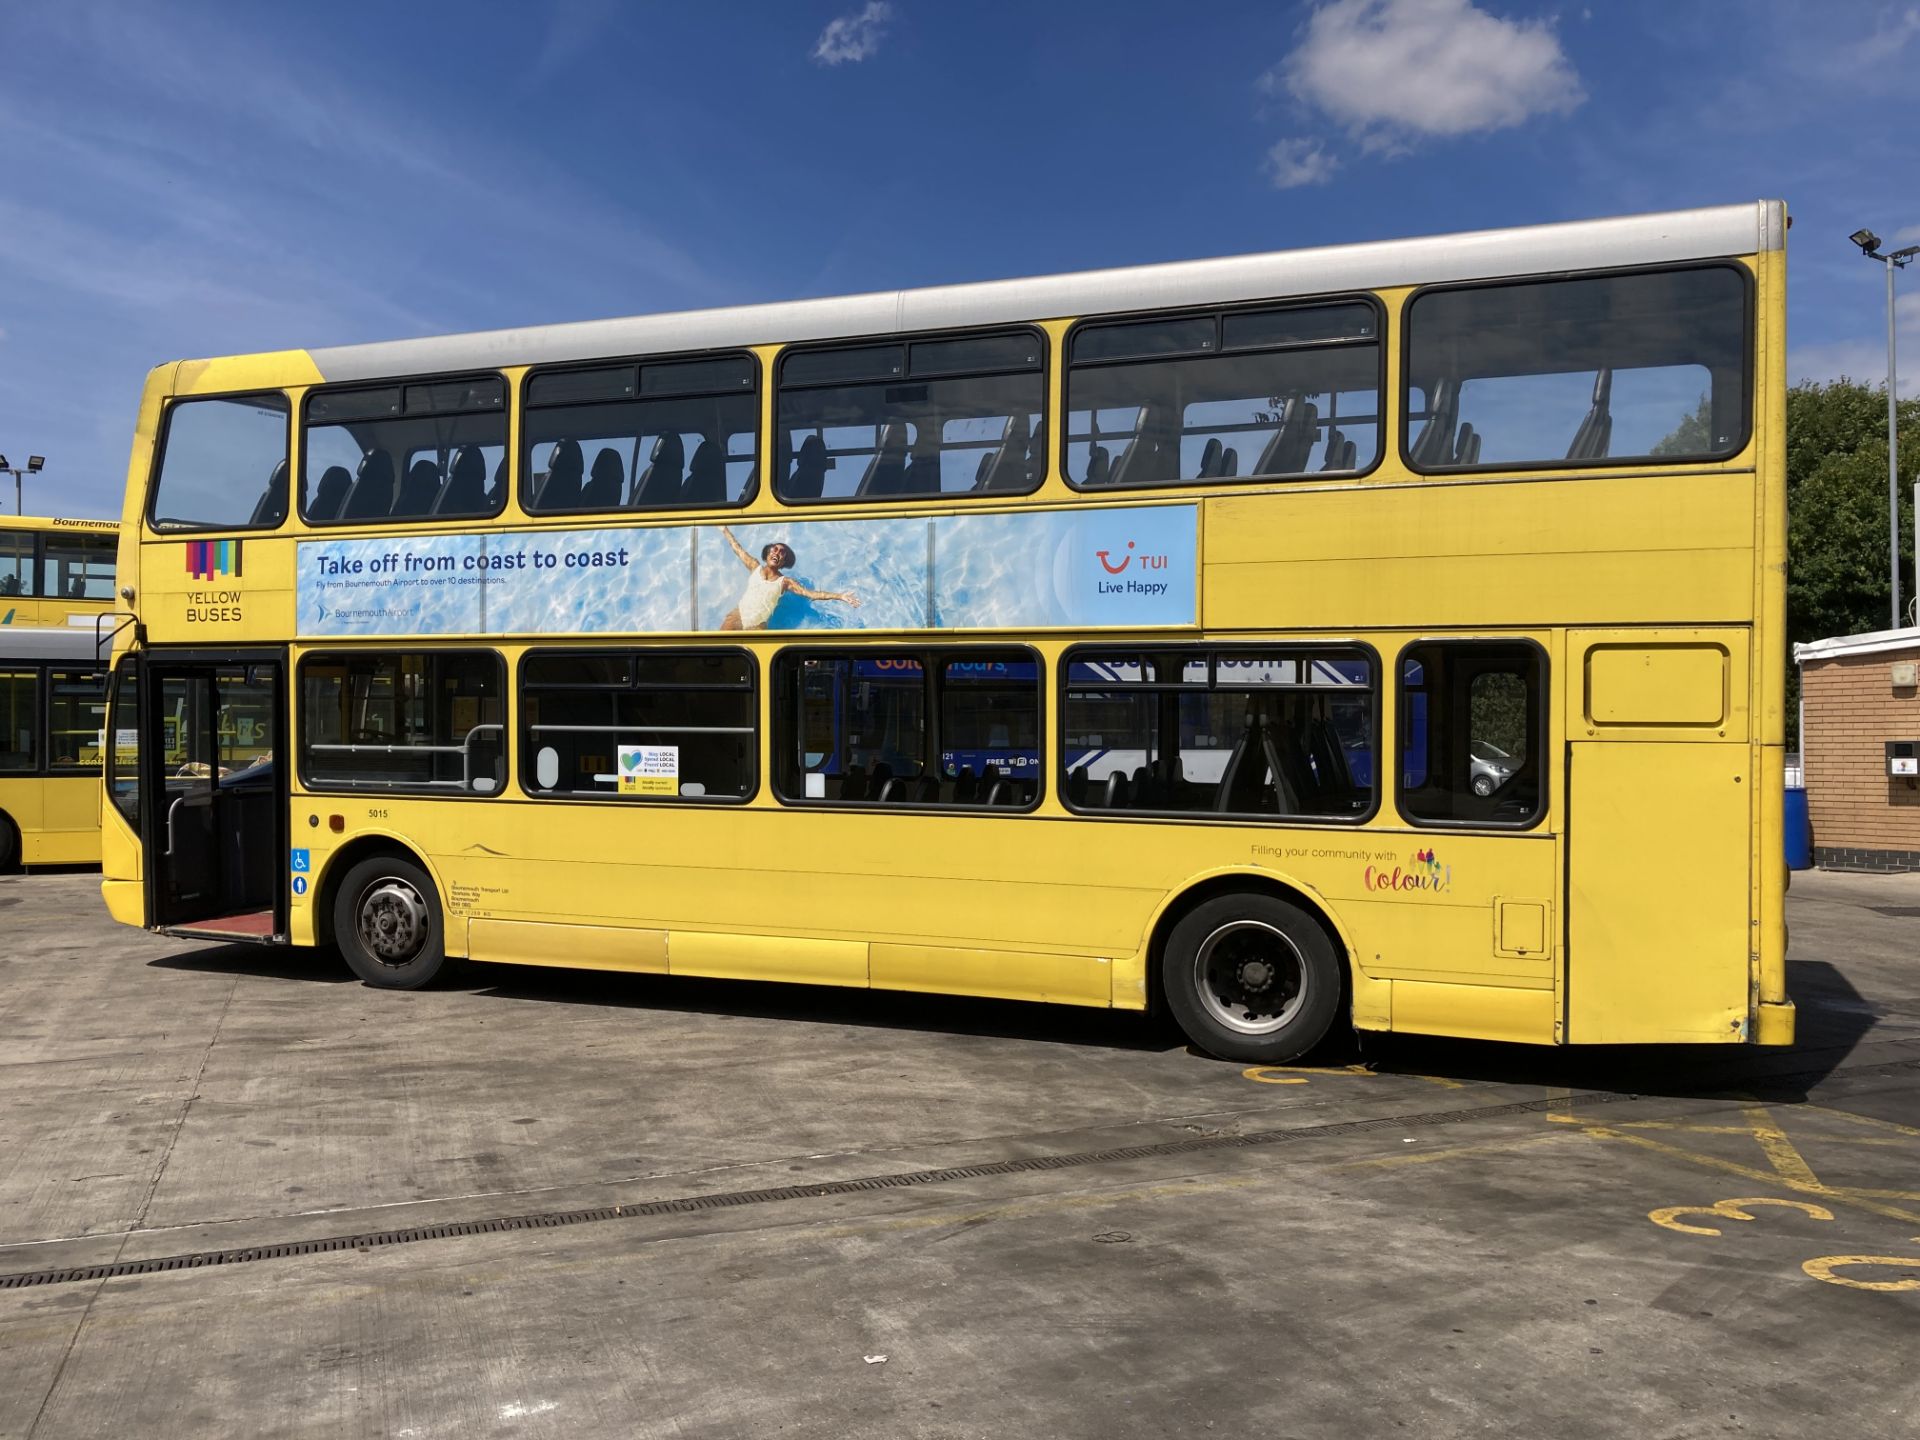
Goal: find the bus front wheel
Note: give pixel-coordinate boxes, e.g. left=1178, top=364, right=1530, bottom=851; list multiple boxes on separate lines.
left=333, top=854, right=448, bottom=989
left=0, top=813, right=17, bottom=873
left=1162, top=894, right=1342, bottom=1064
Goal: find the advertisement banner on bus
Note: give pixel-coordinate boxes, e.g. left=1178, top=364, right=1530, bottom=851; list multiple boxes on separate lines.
left=294, top=505, right=1198, bottom=638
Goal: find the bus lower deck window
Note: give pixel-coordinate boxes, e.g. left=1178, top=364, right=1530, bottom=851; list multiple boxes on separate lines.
left=775, top=649, right=1041, bottom=806
left=520, top=649, right=756, bottom=801
left=1062, top=647, right=1375, bottom=820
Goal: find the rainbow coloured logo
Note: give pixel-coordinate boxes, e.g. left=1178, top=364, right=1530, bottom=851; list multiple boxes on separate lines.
left=185, top=539, right=242, bottom=580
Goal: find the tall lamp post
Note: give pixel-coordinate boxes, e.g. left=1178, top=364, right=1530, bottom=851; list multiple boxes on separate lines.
left=1850, top=229, right=1918, bottom=629
left=0, top=454, right=46, bottom=516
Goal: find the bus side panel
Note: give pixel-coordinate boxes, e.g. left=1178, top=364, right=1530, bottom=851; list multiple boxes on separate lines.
left=34, top=775, right=103, bottom=865
left=1567, top=741, right=1750, bottom=1043
left=0, top=779, right=45, bottom=862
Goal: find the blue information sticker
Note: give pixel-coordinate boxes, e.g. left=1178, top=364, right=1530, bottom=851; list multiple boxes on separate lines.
left=291, top=875, right=309, bottom=897
left=290, top=849, right=310, bottom=872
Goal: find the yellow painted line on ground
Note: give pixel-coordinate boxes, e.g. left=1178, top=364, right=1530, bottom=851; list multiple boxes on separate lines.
left=1740, top=1105, right=1824, bottom=1189
left=1802, top=1105, right=1920, bottom=1139
left=1802, top=1251, right=1920, bottom=1292
left=1240, top=1064, right=1463, bottom=1089
left=1578, top=1124, right=1920, bottom=1227
left=1647, top=1196, right=1833, bottom=1236
left=1330, top=1130, right=1572, bottom=1171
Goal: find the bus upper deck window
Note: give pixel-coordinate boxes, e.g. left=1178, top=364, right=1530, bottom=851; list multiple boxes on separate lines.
left=1066, top=301, right=1380, bottom=490
left=1404, top=266, right=1750, bottom=472
left=149, top=393, right=290, bottom=532
left=776, top=331, right=1046, bottom=503
left=303, top=378, right=508, bottom=526
left=523, top=356, right=758, bottom=516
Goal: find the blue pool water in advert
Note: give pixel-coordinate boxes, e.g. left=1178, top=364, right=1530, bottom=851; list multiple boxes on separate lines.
left=295, top=505, right=1198, bottom=637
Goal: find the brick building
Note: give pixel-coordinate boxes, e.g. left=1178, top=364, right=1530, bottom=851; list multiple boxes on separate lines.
left=1794, top=626, right=1920, bottom=871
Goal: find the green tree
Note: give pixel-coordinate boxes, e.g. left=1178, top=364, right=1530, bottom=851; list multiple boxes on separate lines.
left=1652, top=393, right=1713, bottom=456
left=1784, top=379, right=1919, bottom=744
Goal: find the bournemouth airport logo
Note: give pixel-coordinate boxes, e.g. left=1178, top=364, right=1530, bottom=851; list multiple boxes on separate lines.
left=185, top=539, right=242, bottom=581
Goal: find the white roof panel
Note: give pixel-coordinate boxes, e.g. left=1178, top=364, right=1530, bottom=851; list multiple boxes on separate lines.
left=308, top=201, right=1784, bottom=384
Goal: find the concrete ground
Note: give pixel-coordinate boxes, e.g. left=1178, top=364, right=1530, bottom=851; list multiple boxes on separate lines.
left=0, top=869, right=1916, bottom=1440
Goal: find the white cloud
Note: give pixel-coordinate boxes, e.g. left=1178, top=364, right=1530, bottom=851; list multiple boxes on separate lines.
left=812, top=2, right=891, bottom=66
left=1271, top=0, right=1583, bottom=154
left=1265, top=137, right=1340, bottom=189
left=1787, top=340, right=1920, bottom=400
left=1896, top=224, right=1920, bottom=247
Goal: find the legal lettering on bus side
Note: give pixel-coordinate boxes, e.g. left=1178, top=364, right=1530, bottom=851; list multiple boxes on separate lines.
left=186, top=589, right=243, bottom=623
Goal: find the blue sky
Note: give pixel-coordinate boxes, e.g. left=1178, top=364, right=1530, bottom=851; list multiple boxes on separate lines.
left=1, top=0, right=1916, bottom=519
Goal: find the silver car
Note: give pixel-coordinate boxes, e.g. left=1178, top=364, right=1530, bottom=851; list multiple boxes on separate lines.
left=1470, top=740, right=1515, bottom=797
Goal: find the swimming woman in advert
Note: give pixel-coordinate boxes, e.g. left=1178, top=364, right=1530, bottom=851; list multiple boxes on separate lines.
left=716, top=526, right=862, bottom=630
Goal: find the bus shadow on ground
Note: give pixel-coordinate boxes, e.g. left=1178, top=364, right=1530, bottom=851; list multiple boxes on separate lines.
left=142, top=949, right=1884, bottom=1085
left=1361, top=960, right=1882, bottom=1100
left=147, top=944, right=356, bottom=984
left=460, top=962, right=1182, bottom=1054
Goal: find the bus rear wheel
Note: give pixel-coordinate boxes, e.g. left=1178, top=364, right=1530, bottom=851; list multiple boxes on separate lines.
left=1162, top=894, right=1343, bottom=1064
left=0, top=813, right=17, bottom=873
left=333, top=854, right=448, bottom=989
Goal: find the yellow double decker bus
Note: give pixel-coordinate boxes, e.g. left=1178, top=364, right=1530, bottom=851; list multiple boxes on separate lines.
left=98, top=201, right=1791, bottom=1061
left=0, top=515, right=118, bottom=629
left=0, top=627, right=109, bottom=868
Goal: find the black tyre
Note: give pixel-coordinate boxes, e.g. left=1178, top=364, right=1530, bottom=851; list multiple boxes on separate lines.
left=0, top=813, right=17, bottom=872
left=1162, top=893, right=1344, bottom=1064
left=332, top=854, right=448, bottom=989
left=1471, top=773, right=1496, bottom=797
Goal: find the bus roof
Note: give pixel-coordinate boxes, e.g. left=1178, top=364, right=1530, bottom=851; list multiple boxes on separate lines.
left=298, top=201, right=1786, bottom=386
left=0, top=625, right=106, bottom=663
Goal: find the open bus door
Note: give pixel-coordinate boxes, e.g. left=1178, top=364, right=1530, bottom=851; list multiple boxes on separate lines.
left=141, top=651, right=288, bottom=943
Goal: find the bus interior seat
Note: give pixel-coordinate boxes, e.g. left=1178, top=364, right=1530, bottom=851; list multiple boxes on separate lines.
left=1410, top=379, right=1461, bottom=467
left=0, top=576, right=17, bottom=596
left=632, top=434, right=685, bottom=506
left=913, top=774, right=939, bottom=803
left=340, top=449, right=396, bottom=520
left=1197, top=437, right=1224, bottom=478
left=1101, top=771, right=1130, bottom=808
left=977, top=413, right=1033, bottom=492
left=1218, top=446, right=1239, bottom=478
left=681, top=439, right=726, bottom=505
left=1067, top=766, right=1089, bottom=807
left=249, top=460, right=289, bottom=526
left=394, top=459, right=443, bottom=517
left=307, top=465, right=352, bottom=521
left=839, top=763, right=870, bottom=801
left=537, top=440, right=585, bottom=510
left=953, top=766, right=978, bottom=804
left=785, top=434, right=831, bottom=500
left=68, top=578, right=86, bottom=598
left=1082, top=443, right=1112, bottom=486
left=580, top=448, right=623, bottom=509
left=902, top=427, right=944, bottom=495
left=1566, top=369, right=1613, bottom=460
left=1452, top=423, right=1481, bottom=466
left=1023, top=416, right=1046, bottom=486
left=491, top=456, right=506, bottom=506
left=979, top=764, right=1006, bottom=806
left=1108, top=405, right=1173, bottom=487
left=1318, top=426, right=1346, bottom=471
left=855, top=424, right=909, bottom=497
left=1131, top=764, right=1158, bottom=808
left=435, top=446, right=489, bottom=515
left=1255, top=397, right=1319, bottom=476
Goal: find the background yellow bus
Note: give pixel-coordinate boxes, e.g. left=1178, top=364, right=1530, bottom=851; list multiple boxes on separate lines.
left=0, top=627, right=108, bottom=869
left=98, top=201, right=1791, bottom=1062
left=0, top=515, right=119, bottom=630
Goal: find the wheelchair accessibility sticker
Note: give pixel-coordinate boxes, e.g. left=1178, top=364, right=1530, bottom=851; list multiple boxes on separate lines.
left=291, top=849, right=310, bottom=898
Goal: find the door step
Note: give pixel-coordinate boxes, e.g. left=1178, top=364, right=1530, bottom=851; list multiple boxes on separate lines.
left=160, top=910, right=283, bottom=945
